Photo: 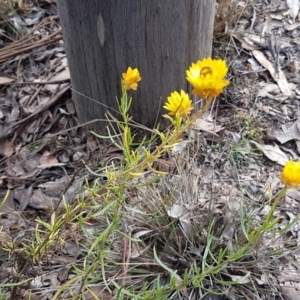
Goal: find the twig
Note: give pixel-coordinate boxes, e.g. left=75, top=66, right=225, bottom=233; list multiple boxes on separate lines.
left=0, top=30, right=61, bottom=62
left=9, top=79, right=71, bottom=85
left=121, top=231, right=131, bottom=286
left=0, top=85, right=70, bottom=139
left=27, top=64, right=67, bottom=106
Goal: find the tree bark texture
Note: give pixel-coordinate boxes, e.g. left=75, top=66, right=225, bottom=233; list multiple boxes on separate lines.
left=57, top=0, right=216, bottom=131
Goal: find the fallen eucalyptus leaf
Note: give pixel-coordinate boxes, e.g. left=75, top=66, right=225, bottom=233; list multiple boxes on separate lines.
left=267, top=122, right=300, bottom=144
left=0, top=77, right=14, bottom=85
left=287, top=0, right=300, bottom=22
left=252, top=50, right=292, bottom=96
left=251, top=141, right=289, bottom=165
left=167, top=204, right=186, bottom=218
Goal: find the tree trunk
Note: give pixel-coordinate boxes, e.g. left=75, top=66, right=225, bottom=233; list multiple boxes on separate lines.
left=57, top=0, right=216, bottom=131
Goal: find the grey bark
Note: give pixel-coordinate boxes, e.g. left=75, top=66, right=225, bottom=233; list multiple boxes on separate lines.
left=57, top=0, right=216, bottom=131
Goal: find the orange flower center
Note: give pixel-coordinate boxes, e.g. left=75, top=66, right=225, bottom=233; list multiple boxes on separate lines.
left=200, top=67, right=213, bottom=78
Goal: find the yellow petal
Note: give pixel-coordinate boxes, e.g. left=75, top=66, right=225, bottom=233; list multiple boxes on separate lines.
left=281, top=160, right=300, bottom=189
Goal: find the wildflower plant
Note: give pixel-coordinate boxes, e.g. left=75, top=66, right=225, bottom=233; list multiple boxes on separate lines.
left=4, top=59, right=299, bottom=300
left=163, top=57, right=229, bottom=131
left=85, top=62, right=299, bottom=299
left=119, top=67, right=142, bottom=165
left=93, top=67, right=149, bottom=170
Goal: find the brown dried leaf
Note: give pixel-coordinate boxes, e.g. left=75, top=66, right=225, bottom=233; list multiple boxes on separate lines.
left=281, top=286, right=300, bottom=300
left=252, top=141, right=289, bottom=166
left=286, top=188, right=300, bottom=201
left=18, top=147, right=40, bottom=171
left=252, top=50, right=292, bottom=96
left=86, top=136, right=99, bottom=152
left=286, top=0, right=300, bottom=22
left=17, top=0, right=31, bottom=13
left=39, top=150, right=58, bottom=167
left=30, top=189, right=57, bottom=210
left=5, top=106, right=19, bottom=123
left=3, top=140, right=13, bottom=157
left=193, top=117, right=223, bottom=134
left=0, top=77, right=14, bottom=85
left=267, top=122, right=300, bottom=144
left=167, top=204, right=187, bottom=219
left=37, top=177, right=67, bottom=198
left=285, top=22, right=300, bottom=31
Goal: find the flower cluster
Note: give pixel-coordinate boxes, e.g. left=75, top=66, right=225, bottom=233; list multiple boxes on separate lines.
left=281, top=160, right=300, bottom=189
left=164, top=57, right=229, bottom=123
left=122, top=67, right=141, bottom=91
left=121, top=58, right=230, bottom=127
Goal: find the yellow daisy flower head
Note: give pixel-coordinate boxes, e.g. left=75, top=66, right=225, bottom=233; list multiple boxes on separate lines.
left=281, top=160, right=300, bottom=189
left=186, top=57, right=230, bottom=99
left=122, top=67, right=141, bottom=90
left=163, top=90, right=193, bottom=118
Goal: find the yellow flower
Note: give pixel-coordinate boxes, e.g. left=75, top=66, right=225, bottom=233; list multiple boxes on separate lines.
left=281, top=160, right=300, bottom=188
left=163, top=90, right=193, bottom=118
left=186, top=57, right=230, bottom=99
left=122, top=67, right=141, bottom=90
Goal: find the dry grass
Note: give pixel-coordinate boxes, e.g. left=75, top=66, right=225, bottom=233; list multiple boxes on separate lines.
left=214, top=0, right=255, bottom=39
left=0, top=0, right=31, bottom=39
